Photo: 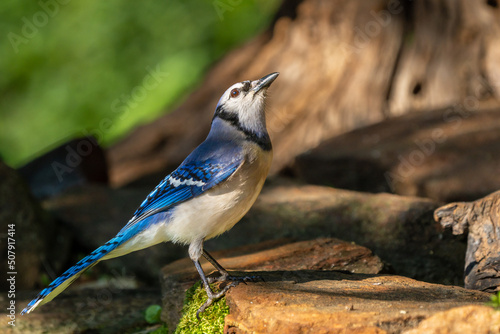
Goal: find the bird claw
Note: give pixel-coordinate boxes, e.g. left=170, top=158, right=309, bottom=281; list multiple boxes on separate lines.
left=197, top=273, right=264, bottom=319
left=196, top=281, right=238, bottom=320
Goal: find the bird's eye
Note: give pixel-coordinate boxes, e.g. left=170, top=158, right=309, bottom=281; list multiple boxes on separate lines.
left=230, top=88, right=240, bottom=98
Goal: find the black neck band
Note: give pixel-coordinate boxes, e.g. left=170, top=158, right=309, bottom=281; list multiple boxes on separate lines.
left=214, top=106, right=272, bottom=151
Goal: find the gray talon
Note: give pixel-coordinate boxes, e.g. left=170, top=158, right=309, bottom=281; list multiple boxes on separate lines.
left=196, top=281, right=238, bottom=320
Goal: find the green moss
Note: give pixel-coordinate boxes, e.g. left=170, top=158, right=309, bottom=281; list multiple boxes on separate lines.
left=174, top=282, right=229, bottom=334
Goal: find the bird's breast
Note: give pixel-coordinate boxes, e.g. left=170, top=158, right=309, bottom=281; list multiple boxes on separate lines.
left=164, top=147, right=272, bottom=244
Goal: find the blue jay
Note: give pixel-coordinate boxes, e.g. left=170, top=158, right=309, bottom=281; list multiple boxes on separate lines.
left=21, top=72, right=279, bottom=318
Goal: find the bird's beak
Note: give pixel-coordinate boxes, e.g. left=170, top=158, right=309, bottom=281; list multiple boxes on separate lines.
left=252, top=72, right=279, bottom=92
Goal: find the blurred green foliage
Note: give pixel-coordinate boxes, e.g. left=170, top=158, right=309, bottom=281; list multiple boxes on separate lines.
left=144, top=304, right=169, bottom=333
left=0, top=0, right=280, bottom=167
left=145, top=304, right=163, bottom=325
left=488, top=291, right=500, bottom=310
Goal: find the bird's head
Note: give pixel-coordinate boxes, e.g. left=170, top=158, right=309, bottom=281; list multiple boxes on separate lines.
left=213, top=72, right=279, bottom=139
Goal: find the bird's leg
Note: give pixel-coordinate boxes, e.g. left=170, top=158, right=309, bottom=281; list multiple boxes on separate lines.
left=190, top=240, right=237, bottom=319
left=190, top=241, right=262, bottom=318
left=203, top=250, right=263, bottom=284
left=192, top=259, right=237, bottom=320
left=203, top=250, right=229, bottom=283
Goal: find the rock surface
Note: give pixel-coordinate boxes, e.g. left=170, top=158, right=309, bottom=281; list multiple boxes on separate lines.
left=161, top=238, right=385, bottom=330
left=224, top=271, right=491, bottom=334
left=435, top=190, right=500, bottom=292
left=293, top=108, right=500, bottom=202
left=403, top=305, right=500, bottom=334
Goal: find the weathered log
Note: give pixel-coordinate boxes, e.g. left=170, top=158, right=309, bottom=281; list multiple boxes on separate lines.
left=108, top=0, right=500, bottom=187
left=434, top=190, right=500, bottom=292
left=293, top=108, right=500, bottom=202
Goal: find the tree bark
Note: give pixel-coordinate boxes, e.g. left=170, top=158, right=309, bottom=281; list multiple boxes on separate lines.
left=435, top=190, right=500, bottom=291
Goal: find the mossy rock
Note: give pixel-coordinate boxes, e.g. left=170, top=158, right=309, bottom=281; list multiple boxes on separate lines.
left=174, top=282, right=229, bottom=334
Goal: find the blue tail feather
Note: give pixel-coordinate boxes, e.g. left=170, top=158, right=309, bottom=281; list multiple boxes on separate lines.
left=21, top=213, right=164, bottom=315
left=20, top=235, right=126, bottom=315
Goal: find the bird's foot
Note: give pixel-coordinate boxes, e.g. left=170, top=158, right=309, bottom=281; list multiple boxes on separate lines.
left=197, top=274, right=263, bottom=319
left=196, top=281, right=237, bottom=320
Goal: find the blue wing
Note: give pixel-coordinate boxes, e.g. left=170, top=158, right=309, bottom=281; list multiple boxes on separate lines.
left=120, top=145, right=244, bottom=232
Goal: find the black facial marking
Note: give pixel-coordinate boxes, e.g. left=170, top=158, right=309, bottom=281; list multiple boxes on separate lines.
left=242, top=81, right=251, bottom=92
left=214, top=106, right=272, bottom=151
